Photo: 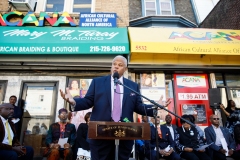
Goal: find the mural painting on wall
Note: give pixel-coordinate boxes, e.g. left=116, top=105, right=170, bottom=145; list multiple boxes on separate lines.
left=68, top=78, right=92, bottom=129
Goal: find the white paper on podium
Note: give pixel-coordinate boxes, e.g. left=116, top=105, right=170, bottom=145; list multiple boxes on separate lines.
left=77, top=148, right=91, bottom=157
left=58, top=138, right=68, bottom=148
left=220, top=138, right=229, bottom=156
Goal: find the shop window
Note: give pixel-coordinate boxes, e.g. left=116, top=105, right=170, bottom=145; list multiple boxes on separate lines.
left=36, top=0, right=94, bottom=13
left=0, top=81, right=7, bottom=104
left=144, top=0, right=157, bottom=16
left=225, top=74, right=240, bottom=87
left=20, top=82, right=58, bottom=158
left=215, top=73, right=224, bottom=86
left=159, top=0, right=172, bottom=15
left=143, top=0, right=173, bottom=16
left=135, top=73, right=175, bottom=124
left=46, top=0, right=65, bottom=12
left=73, top=0, right=92, bottom=13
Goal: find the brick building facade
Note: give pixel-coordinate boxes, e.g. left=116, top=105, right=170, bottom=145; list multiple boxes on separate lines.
left=200, top=0, right=240, bottom=29
left=174, top=0, right=197, bottom=24
left=0, top=0, right=129, bottom=27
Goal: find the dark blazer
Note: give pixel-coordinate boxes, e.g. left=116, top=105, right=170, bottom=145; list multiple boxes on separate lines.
left=75, top=123, right=89, bottom=151
left=146, top=125, right=175, bottom=150
left=162, top=124, right=177, bottom=139
left=74, top=74, right=154, bottom=157
left=46, top=122, right=76, bottom=147
left=204, top=125, right=235, bottom=157
left=0, top=117, right=21, bottom=150
left=74, top=75, right=154, bottom=124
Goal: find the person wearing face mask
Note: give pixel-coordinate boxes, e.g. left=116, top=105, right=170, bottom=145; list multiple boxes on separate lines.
left=45, top=108, right=76, bottom=160
left=175, top=114, right=211, bottom=160
left=60, top=55, right=171, bottom=160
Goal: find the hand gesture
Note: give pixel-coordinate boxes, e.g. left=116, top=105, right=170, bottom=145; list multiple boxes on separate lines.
left=64, top=143, right=71, bottom=149
left=184, top=147, right=193, bottom=152
left=228, top=149, right=234, bottom=156
left=53, top=144, right=60, bottom=149
left=219, top=104, right=225, bottom=110
left=158, top=95, right=171, bottom=108
left=12, top=146, right=25, bottom=156
left=219, top=148, right=227, bottom=154
left=60, top=88, right=75, bottom=105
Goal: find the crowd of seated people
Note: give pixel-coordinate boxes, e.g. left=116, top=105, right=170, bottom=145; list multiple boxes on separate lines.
left=39, top=100, right=240, bottom=160
left=135, top=107, right=240, bottom=160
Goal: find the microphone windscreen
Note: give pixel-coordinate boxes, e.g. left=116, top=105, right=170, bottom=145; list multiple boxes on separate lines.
left=113, top=72, right=119, bottom=79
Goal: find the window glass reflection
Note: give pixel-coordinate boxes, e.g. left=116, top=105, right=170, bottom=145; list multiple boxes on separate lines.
left=215, top=73, right=224, bottom=86
left=225, top=74, right=240, bottom=86
left=73, top=0, right=92, bottom=12
left=46, top=0, right=64, bottom=12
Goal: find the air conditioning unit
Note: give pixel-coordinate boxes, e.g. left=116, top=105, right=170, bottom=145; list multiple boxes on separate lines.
left=9, top=0, right=37, bottom=11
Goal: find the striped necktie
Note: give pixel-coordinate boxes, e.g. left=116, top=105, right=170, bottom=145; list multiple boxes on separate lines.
left=5, top=121, right=12, bottom=145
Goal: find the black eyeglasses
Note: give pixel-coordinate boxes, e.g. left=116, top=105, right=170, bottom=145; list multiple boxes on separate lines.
left=213, top=118, right=220, bottom=120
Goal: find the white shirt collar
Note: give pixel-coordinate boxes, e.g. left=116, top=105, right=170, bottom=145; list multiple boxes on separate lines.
left=212, top=124, right=220, bottom=129
left=0, top=115, right=7, bottom=123
left=182, top=125, right=191, bottom=132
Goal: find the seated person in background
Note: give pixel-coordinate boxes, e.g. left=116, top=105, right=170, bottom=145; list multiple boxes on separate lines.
left=32, top=122, right=40, bottom=134
left=175, top=114, right=211, bottom=160
left=145, top=116, right=181, bottom=160
left=45, top=108, right=76, bottom=160
left=75, top=112, right=91, bottom=151
left=162, top=115, right=177, bottom=140
left=204, top=114, right=240, bottom=160
left=0, top=103, right=34, bottom=160
left=188, top=115, right=205, bottom=140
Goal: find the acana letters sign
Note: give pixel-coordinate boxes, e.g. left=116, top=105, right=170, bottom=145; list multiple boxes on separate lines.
left=0, top=11, right=76, bottom=27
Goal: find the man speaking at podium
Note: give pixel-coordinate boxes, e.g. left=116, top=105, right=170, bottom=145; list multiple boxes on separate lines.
left=60, top=55, right=170, bottom=160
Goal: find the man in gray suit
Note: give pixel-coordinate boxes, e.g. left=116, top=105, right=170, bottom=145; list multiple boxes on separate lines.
left=204, top=114, right=240, bottom=160
left=162, top=114, right=177, bottom=140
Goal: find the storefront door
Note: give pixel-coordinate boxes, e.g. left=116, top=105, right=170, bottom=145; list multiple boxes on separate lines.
left=19, top=82, right=58, bottom=158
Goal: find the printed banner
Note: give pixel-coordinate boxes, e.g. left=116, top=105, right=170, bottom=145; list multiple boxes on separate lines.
left=0, top=27, right=129, bottom=54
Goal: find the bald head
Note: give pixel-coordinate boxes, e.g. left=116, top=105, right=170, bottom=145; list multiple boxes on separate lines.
left=210, top=114, right=220, bottom=127
left=0, top=103, right=14, bottom=119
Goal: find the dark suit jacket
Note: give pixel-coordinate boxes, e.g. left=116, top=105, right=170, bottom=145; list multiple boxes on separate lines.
left=0, top=117, right=21, bottom=150
left=74, top=75, right=154, bottom=144
left=146, top=125, right=175, bottom=151
left=162, top=124, right=177, bottom=139
left=204, top=125, right=235, bottom=157
left=75, top=123, right=89, bottom=150
left=45, top=122, right=76, bottom=147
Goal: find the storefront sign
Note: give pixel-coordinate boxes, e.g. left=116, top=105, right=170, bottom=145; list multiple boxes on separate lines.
left=176, top=75, right=206, bottom=88
left=0, top=27, right=129, bottom=54
left=128, top=27, right=240, bottom=55
left=0, top=11, right=76, bottom=27
left=174, top=74, right=212, bottom=126
left=178, top=93, right=208, bottom=100
left=79, top=13, right=117, bottom=27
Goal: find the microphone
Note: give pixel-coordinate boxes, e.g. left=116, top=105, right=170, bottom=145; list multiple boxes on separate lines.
left=113, top=72, right=119, bottom=90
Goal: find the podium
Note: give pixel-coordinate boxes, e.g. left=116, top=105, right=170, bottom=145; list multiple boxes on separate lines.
left=88, top=121, right=151, bottom=160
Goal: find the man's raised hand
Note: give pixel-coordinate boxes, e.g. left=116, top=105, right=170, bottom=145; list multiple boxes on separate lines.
left=60, top=88, right=75, bottom=106
left=158, top=95, right=171, bottom=108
